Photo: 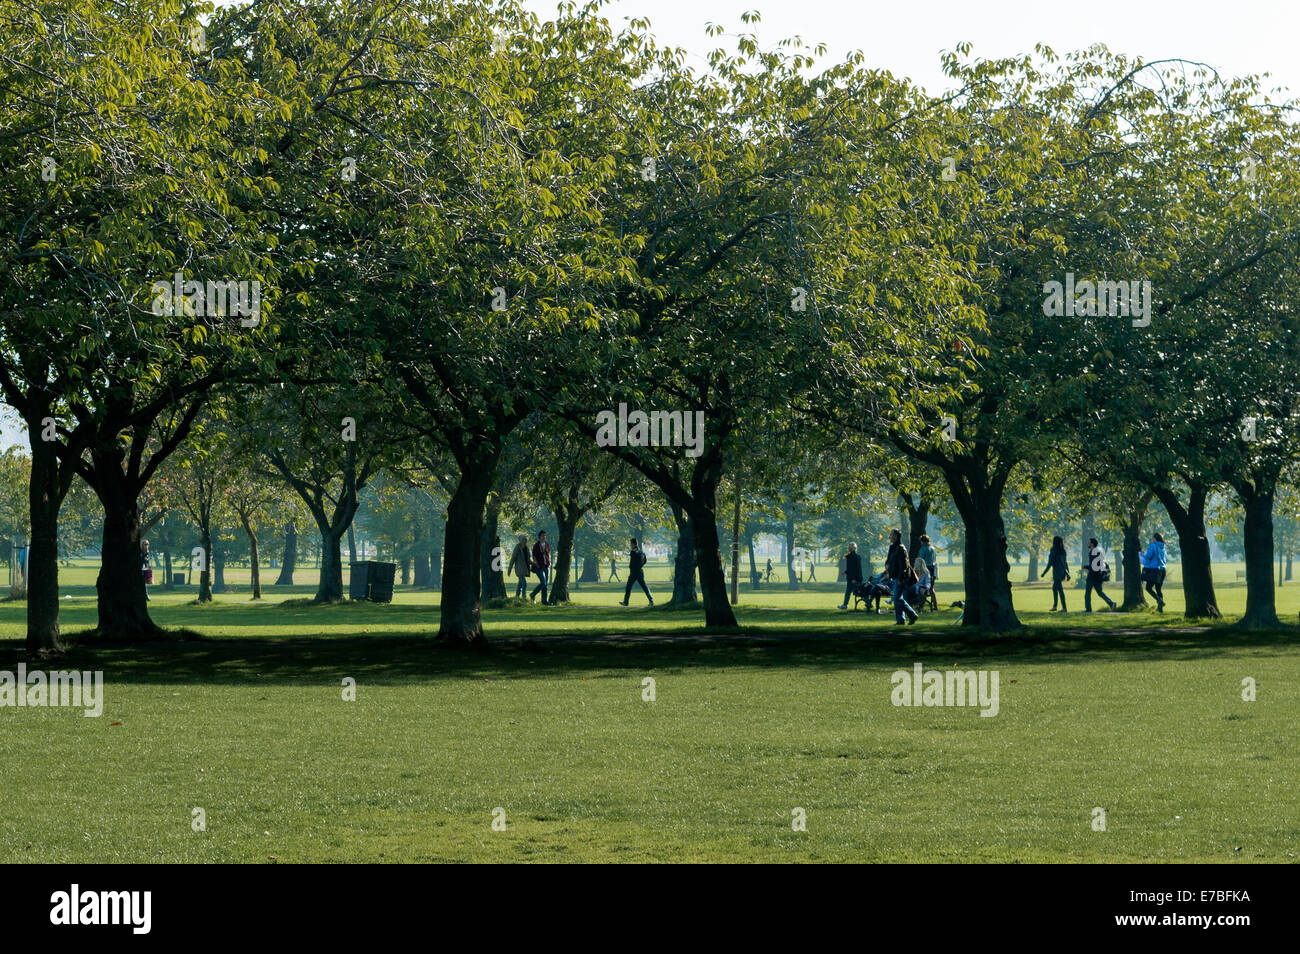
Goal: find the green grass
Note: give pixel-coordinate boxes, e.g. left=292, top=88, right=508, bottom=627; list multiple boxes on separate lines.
left=2, top=560, right=1298, bottom=862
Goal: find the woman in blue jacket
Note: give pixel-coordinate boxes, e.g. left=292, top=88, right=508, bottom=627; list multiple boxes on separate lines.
left=1140, top=532, right=1167, bottom=612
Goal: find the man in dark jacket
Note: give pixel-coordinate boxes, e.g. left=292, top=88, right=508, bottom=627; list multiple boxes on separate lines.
left=886, top=529, right=918, bottom=625
left=529, top=530, right=552, bottom=605
left=620, top=537, right=653, bottom=606
left=839, top=542, right=863, bottom=610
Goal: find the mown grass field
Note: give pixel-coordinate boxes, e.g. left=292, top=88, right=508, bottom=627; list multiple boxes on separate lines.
left=1, top=559, right=1297, bottom=862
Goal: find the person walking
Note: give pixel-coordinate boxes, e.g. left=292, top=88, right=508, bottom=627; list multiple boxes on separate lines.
left=507, top=534, right=531, bottom=599
left=529, top=530, right=552, bottom=605
left=620, top=537, right=654, bottom=606
left=764, top=558, right=774, bottom=583
left=141, top=539, right=153, bottom=602
left=1140, top=532, right=1167, bottom=612
left=916, top=534, right=939, bottom=611
left=1084, top=537, right=1116, bottom=612
left=807, top=554, right=817, bottom=582
left=839, top=542, right=863, bottom=610
left=1041, top=535, right=1070, bottom=611
left=608, top=555, right=620, bottom=582
left=886, top=529, right=919, bottom=625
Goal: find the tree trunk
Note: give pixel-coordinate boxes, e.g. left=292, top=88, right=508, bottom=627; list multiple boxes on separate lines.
left=669, top=503, right=698, bottom=604
left=429, top=547, right=442, bottom=587
left=1077, top=511, right=1094, bottom=589
left=784, top=503, right=798, bottom=590
left=730, top=490, right=741, bottom=605
left=945, top=471, right=1019, bottom=630
left=550, top=507, right=579, bottom=604
left=316, top=528, right=344, bottom=602
left=479, top=499, right=506, bottom=601
left=1286, top=553, right=1293, bottom=582
left=95, top=486, right=160, bottom=637
left=275, top=522, right=296, bottom=585
left=243, top=519, right=262, bottom=600
left=439, top=452, right=497, bottom=646
left=1153, top=484, right=1219, bottom=618
left=213, top=544, right=227, bottom=593
left=745, top=525, right=759, bottom=589
left=163, top=551, right=173, bottom=589
left=1238, top=484, right=1279, bottom=628
left=26, top=437, right=65, bottom=653
left=347, top=524, right=358, bottom=565
left=903, top=494, right=930, bottom=561
left=689, top=498, right=737, bottom=628
left=578, top=542, right=600, bottom=582
left=198, top=523, right=213, bottom=603
left=1026, top=542, right=1039, bottom=583
left=413, top=551, right=430, bottom=587
left=400, top=557, right=410, bottom=585
left=1118, top=491, right=1153, bottom=611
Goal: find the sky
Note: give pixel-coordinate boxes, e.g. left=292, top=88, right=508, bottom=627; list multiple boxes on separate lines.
left=5, top=0, right=1295, bottom=450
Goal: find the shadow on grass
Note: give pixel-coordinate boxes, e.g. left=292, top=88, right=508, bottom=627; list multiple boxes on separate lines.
left=0, top=623, right=1295, bottom=688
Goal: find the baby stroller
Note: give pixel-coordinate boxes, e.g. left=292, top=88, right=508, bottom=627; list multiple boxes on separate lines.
left=853, top=572, right=891, bottom=612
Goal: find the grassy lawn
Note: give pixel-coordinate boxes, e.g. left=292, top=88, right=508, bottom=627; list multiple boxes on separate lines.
left=1, top=560, right=1297, bottom=862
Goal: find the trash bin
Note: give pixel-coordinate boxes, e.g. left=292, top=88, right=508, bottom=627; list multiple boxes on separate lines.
left=349, top=561, right=373, bottom=601
left=172, top=573, right=186, bottom=586
left=350, top=561, right=396, bottom=602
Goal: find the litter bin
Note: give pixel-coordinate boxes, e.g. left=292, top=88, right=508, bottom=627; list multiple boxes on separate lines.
left=349, top=561, right=373, bottom=601
left=349, top=561, right=396, bottom=603
left=172, top=573, right=186, bottom=586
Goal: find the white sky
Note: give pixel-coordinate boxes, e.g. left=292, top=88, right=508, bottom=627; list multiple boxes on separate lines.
left=5, top=0, right=1294, bottom=450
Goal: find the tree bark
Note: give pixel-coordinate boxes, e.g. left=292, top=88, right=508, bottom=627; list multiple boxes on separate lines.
left=578, top=541, right=600, bottom=582
left=413, top=551, right=430, bottom=587
left=550, top=506, right=578, bottom=604
left=944, top=469, right=1019, bottom=630
left=429, top=547, right=441, bottom=587
left=275, top=522, right=296, bottom=585
left=400, top=557, right=410, bottom=586
left=1026, top=541, right=1039, bottom=583
left=1153, top=484, right=1219, bottom=618
left=1238, top=482, right=1278, bottom=627
left=26, top=436, right=67, bottom=653
left=730, top=489, right=741, bottom=605
left=784, top=501, right=798, bottom=590
left=1118, top=491, right=1153, bottom=611
left=479, top=498, right=506, bottom=601
left=163, top=550, right=173, bottom=589
left=317, top=528, right=344, bottom=602
left=213, top=544, right=227, bottom=593
left=198, top=523, right=213, bottom=602
left=347, top=524, right=358, bottom=565
left=95, top=485, right=161, bottom=637
left=669, top=502, right=698, bottom=604
left=242, top=518, right=262, bottom=600
left=689, top=497, right=736, bottom=627
left=438, top=450, right=498, bottom=646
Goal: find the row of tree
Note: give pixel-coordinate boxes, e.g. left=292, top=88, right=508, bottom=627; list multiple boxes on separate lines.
left=3, top=0, right=1298, bottom=651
